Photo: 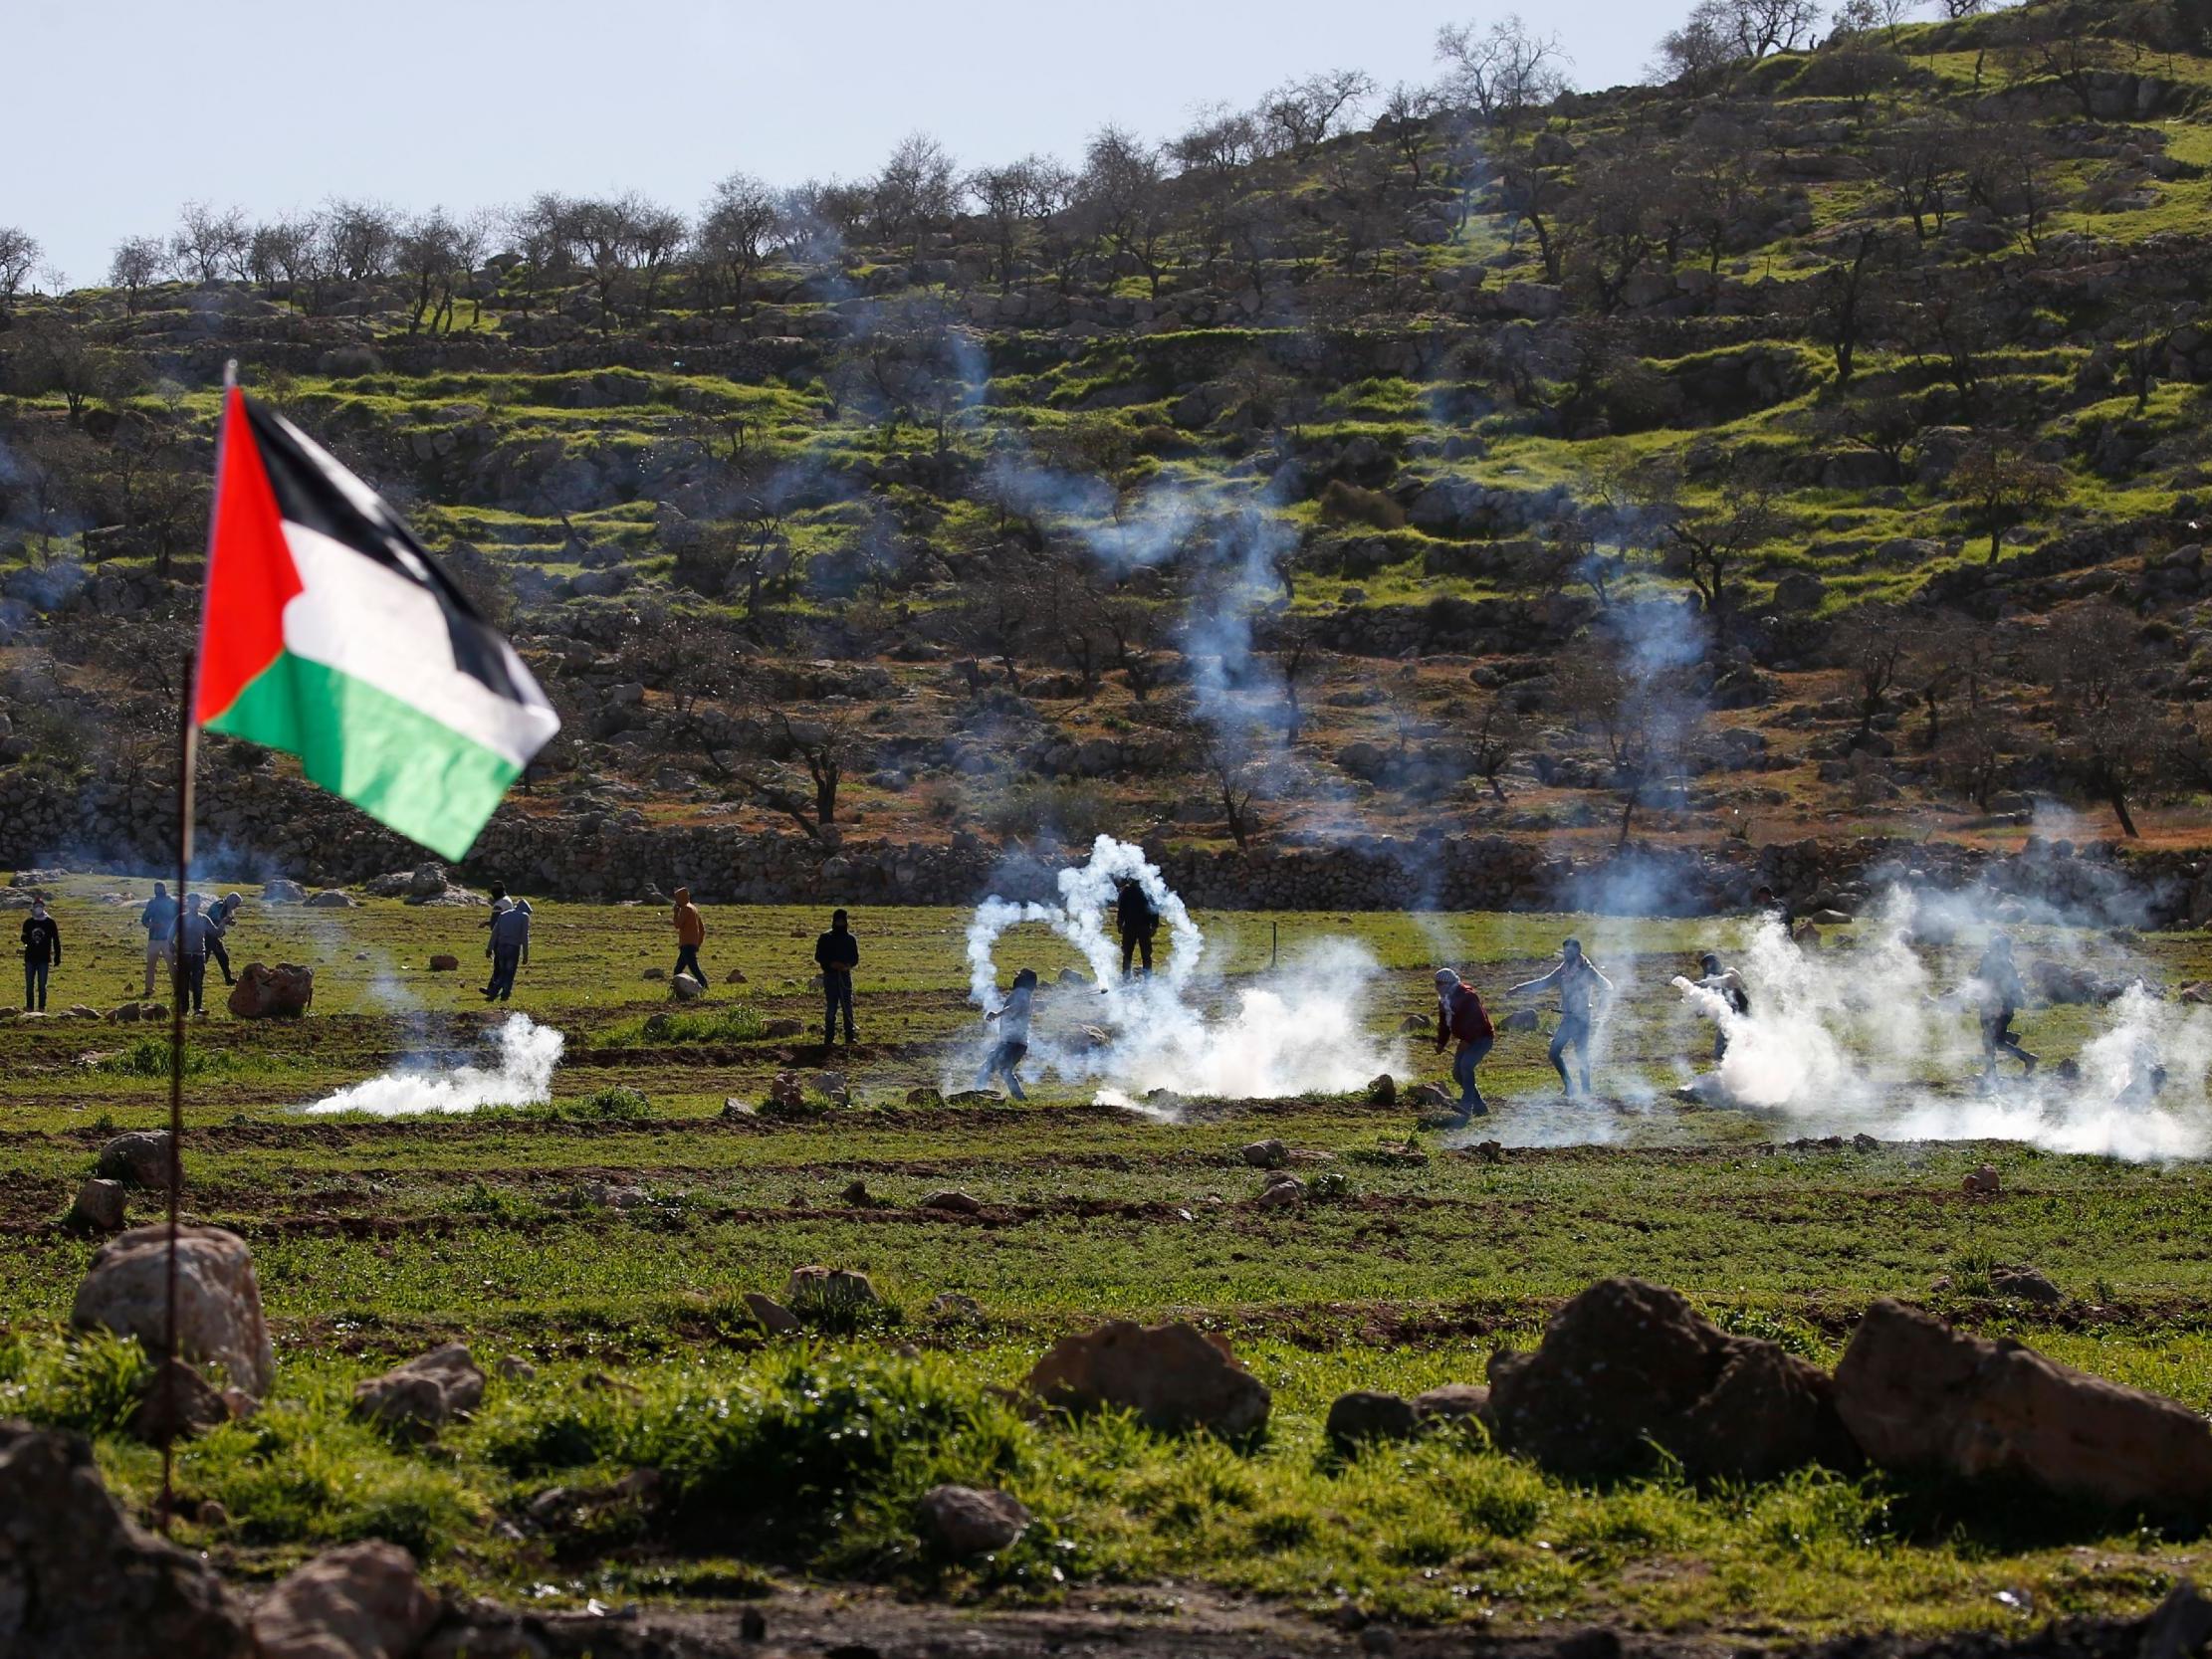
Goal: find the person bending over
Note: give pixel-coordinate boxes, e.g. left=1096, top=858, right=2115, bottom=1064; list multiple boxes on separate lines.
left=1433, top=967, right=1494, bottom=1120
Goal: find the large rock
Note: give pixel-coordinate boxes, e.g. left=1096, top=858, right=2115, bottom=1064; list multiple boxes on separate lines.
left=0, top=1422, right=252, bottom=1657
left=72, top=1224, right=274, bottom=1395
left=1024, top=1321, right=1271, bottom=1438
left=1485, top=1277, right=1854, bottom=1482
left=784, top=1265, right=879, bottom=1314
left=70, top=1177, right=127, bottom=1232
left=1834, top=1300, right=2212, bottom=1513
left=405, top=862, right=450, bottom=899
left=351, top=1344, right=486, bottom=1439
left=915, top=1484, right=1031, bottom=1557
left=1326, top=1389, right=1420, bottom=1451
left=250, top=1541, right=440, bottom=1659
left=128, top=1356, right=235, bottom=1444
left=95, top=1130, right=172, bottom=1188
left=229, top=961, right=314, bottom=1019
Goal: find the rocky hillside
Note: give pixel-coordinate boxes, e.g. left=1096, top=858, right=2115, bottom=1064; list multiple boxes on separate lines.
left=4, top=0, right=2212, bottom=904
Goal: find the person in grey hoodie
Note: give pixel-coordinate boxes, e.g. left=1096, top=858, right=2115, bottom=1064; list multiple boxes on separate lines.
left=484, top=896, right=533, bottom=1002
left=139, top=882, right=179, bottom=1000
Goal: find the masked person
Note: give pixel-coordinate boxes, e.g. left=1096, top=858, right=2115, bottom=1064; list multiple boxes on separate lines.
left=1510, top=937, right=1613, bottom=1099
left=814, top=909, right=859, bottom=1045
left=20, top=897, right=60, bottom=1012
left=175, top=894, right=213, bottom=1017
left=1433, top=967, right=1494, bottom=1119
left=977, top=967, right=1037, bottom=1101
left=671, top=888, right=707, bottom=986
left=1972, top=934, right=2037, bottom=1082
left=484, top=896, right=532, bottom=1002
left=1115, top=878, right=1160, bottom=979
left=1694, top=951, right=1750, bottom=1061
left=204, top=892, right=244, bottom=987
left=139, top=882, right=179, bottom=1000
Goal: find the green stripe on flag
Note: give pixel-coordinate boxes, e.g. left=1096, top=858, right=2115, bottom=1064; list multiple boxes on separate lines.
left=206, top=651, right=523, bottom=861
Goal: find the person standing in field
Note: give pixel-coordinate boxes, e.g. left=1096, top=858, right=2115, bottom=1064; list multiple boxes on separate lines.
left=1509, top=937, right=1613, bottom=1099
left=671, top=887, right=707, bottom=985
left=1433, top=967, right=1494, bottom=1119
left=815, top=909, right=859, bottom=1045
left=175, top=894, right=213, bottom=1017
left=484, top=895, right=532, bottom=1002
left=139, top=881, right=179, bottom=1000
left=976, top=967, right=1037, bottom=1100
left=1115, top=878, right=1159, bottom=979
left=203, top=892, right=244, bottom=987
left=20, top=897, right=60, bottom=1012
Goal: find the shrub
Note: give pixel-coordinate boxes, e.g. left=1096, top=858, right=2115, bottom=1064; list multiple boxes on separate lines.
left=1319, top=479, right=1407, bottom=530
left=0, top=1331, right=151, bottom=1435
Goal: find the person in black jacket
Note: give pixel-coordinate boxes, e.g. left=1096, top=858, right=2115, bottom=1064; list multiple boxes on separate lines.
left=1114, top=878, right=1159, bottom=979
left=20, top=898, right=60, bottom=1011
left=815, top=909, right=859, bottom=1045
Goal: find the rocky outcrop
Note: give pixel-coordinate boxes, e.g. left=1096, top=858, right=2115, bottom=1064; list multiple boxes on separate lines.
left=251, top=1541, right=440, bottom=1659
left=95, top=1130, right=172, bottom=1188
left=1024, top=1321, right=1270, bottom=1438
left=71, top=1224, right=275, bottom=1395
left=352, top=1344, right=487, bottom=1439
left=228, top=961, right=315, bottom=1018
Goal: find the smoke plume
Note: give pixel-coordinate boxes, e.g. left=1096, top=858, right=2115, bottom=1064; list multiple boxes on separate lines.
left=303, top=1012, right=564, bottom=1116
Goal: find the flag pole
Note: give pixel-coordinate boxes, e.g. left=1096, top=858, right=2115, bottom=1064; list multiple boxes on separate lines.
left=157, top=358, right=231, bottom=1530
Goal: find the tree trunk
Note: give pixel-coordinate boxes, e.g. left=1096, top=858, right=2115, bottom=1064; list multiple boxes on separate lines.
left=2108, top=778, right=2140, bottom=838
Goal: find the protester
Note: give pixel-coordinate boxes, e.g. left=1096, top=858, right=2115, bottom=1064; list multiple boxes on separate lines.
left=1509, top=937, right=1613, bottom=1099
left=19, top=897, right=60, bottom=1012
left=175, top=894, right=213, bottom=1017
left=1114, top=878, right=1160, bottom=979
left=139, top=882, right=179, bottom=1000
left=1971, top=933, right=2037, bottom=1082
left=815, top=909, right=859, bottom=1045
left=671, top=887, right=707, bottom=986
left=484, top=895, right=532, bottom=1002
left=204, top=892, right=244, bottom=987
left=1693, top=951, right=1751, bottom=1061
left=977, top=967, right=1037, bottom=1101
left=1433, top=967, right=1493, bottom=1119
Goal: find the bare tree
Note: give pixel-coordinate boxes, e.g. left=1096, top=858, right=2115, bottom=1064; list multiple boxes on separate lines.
left=1079, top=126, right=1173, bottom=300
left=1557, top=637, right=1708, bottom=847
left=167, top=201, right=250, bottom=283
left=1950, top=431, right=2068, bottom=562
left=1435, top=15, right=1571, bottom=131
left=322, top=198, right=400, bottom=280
left=8, top=318, right=141, bottom=422
left=1832, top=602, right=1909, bottom=748
left=871, top=132, right=961, bottom=255
left=1378, top=82, right=1442, bottom=187
left=695, top=171, right=781, bottom=320
left=966, top=155, right=1071, bottom=291
left=1468, top=697, right=1528, bottom=801
left=0, top=227, right=41, bottom=305
left=2032, top=601, right=2169, bottom=838
left=1873, top=117, right=1959, bottom=242
left=1190, top=723, right=1262, bottom=849
left=108, top=236, right=163, bottom=313
left=1255, top=69, right=1377, bottom=161
left=1645, top=468, right=1783, bottom=620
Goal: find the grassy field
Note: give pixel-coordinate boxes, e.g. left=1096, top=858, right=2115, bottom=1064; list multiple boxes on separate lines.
left=6, top=878, right=2212, bottom=1637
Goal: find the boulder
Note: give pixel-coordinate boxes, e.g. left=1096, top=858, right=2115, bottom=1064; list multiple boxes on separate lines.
left=1990, top=1266, right=2064, bottom=1305
left=762, top=1017, right=805, bottom=1039
left=906, top=1086, right=946, bottom=1108
left=426, top=954, right=460, bottom=972
left=0, top=1422, right=252, bottom=1657
left=784, top=1265, right=880, bottom=1314
left=1254, top=1173, right=1304, bottom=1208
left=1239, top=1139, right=1288, bottom=1169
left=1024, top=1320, right=1270, bottom=1437
left=813, top=1070, right=850, bottom=1102
left=229, top=962, right=314, bottom=1019
left=350, top=1344, right=486, bottom=1439
left=250, top=1541, right=439, bottom=1659
left=70, top=1176, right=127, bottom=1232
left=1963, top=1164, right=2001, bottom=1196
left=1772, top=571, right=1828, bottom=611
left=1485, top=1277, right=1855, bottom=1482
left=1326, top=1389, right=1420, bottom=1451
left=1500, top=1008, right=1540, bottom=1033
left=1834, top=1300, right=2212, bottom=1513
left=669, top=973, right=705, bottom=1001
left=921, top=1188, right=984, bottom=1214
left=405, top=863, right=450, bottom=899
left=262, top=879, right=306, bottom=903
left=768, top=1072, right=805, bottom=1111
left=127, top=1356, right=235, bottom=1444
left=72, top=1224, right=274, bottom=1395
left=304, top=890, right=355, bottom=910
left=743, top=1292, right=800, bottom=1335
left=95, top=1130, right=171, bottom=1188
left=1368, top=1073, right=1398, bottom=1106
left=915, top=1484, right=1031, bottom=1557
left=1414, top=1382, right=1491, bottom=1425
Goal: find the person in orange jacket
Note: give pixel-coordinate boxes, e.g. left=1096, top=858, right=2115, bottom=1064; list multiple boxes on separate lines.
left=671, top=887, right=706, bottom=986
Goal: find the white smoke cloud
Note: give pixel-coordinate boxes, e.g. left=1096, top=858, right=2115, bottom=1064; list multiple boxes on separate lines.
left=303, top=1012, right=564, bottom=1116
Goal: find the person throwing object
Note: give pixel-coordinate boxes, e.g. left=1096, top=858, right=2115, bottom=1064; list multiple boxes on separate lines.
left=977, top=967, right=1037, bottom=1101
left=1509, top=937, right=1613, bottom=1099
left=1693, top=951, right=1750, bottom=1062
left=1433, top=967, right=1494, bottom=1120
left=815, top=909, right=860, bottom=1045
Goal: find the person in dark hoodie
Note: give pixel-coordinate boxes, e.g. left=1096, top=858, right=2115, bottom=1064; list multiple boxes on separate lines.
left=815, top=909, right=859, bottom=1045
left=1693, top=951, right=1751, bottom=1062
left=20, top=897, right=60, bottom=1012
left=139, top=882, right=179, bottom=1000
left=175, top=894, right=213, bottom=1016
left=484, top=895, right=532, bottom=1002
left=976, top=967, right=1037, bottom=1100
left=1114, top=877, right=1160, bottom=979
left=671, top=887, right=707, bottom=986
left=203, top=892, right=244, bottom=987
left=1433, top=967, right=1493, bottom=1119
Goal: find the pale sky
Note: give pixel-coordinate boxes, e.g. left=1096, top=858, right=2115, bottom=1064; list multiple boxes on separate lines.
left=14, top=0, right=1667, bottom=288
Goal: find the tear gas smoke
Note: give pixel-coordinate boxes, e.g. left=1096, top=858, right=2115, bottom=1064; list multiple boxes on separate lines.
left=964, top=835, right=1401, bottom=1105
left=303, top=1013, right=563, bottom=1116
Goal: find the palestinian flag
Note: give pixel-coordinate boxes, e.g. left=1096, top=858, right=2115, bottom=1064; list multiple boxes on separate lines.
left=195, top=387, right=559, bottom=860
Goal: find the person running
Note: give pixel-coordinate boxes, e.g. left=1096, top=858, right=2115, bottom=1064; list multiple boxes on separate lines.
left=204, top=892, right=244, bottom=987
left=1509, top=937, right=1614, bottom=1099
left=1694, top=951, right=1751, bottom=1062
left=1433, top=967, right=1494, bottom=1120
left=977, top=967, right=1037, bottom=1101
left=815, top=910, right=860, bottom=1045
left=1972, top=934, right=2037, bottom=1083
left=20, top=897, right=60, bottom=1012
left=1115, top=878, right=1160, bottom=979
left=671, top=887, right=707, bottom=986
left=139, top=882, right=179, bottom=1000
left=484, top=896, right=532, bottom=1002
left=175, top=894, right=213, bottom=1016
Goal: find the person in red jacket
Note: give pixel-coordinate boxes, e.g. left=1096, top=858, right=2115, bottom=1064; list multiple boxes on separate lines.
left=1434, top=967, right=1494, bottom=1119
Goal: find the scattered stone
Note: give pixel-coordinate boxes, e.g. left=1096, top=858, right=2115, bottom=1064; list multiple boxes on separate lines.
left=497, top=1355, right=538, bottom=1381
left=0, top=1422, right=250, bottom=1654
left=304, top=890, right=355, bottom=910
left=128, top=1356, right=236, bottom=1443
left=916, top=1483, right=1031, bottom=1557
left=947, top=1089, right=1000, bottom=1105
left=1466, top=1141, right=1505, bottom=1163
left=1834, top=1299, right=2212, bottom=1513
left=1024, top=1320, right=1271, bottom=1437
left=229, top=961, right=314, bottom=1018
left=768, top=1071, right=805, bottom=1111
left=1239, top=1139, right=1288, bottom=1169
left=1852, top=1133, right=1880, bottom=1152
left=725, top=968, right=749, bottom=984
left=785, top=1264, right=880, bottom=1314
left=2179, top=983, right=2212, bottom=1006
left=579, top=1179, right=650, bottom=1209
left=906, top=1085, right=945, bottom=1107
left=640, top=966, right=667, bottom=980
left=929, top=1291, right=985, bottom=1322
left=427, top=954, right=460, bottom=972
left=1056, top=966, right=1088, bottom=986
left=761, top=1017, right=805, bottom=1039
left=1963, top=1164, right=2001, bottom=1196
left=813, top=1070, right=850, bottom=1102
left=1486, top=1276, right=1856, bottom=1483
left=1810, top=908, right=1854, bottom=926
left=1368, top=1073, right=1398, bottom=1107
left=263, top=878, right=306, bottom=903
left=1415, top=1110, right=1467, bottom=1132
left=744, top=1292, right=801, bottom=1334
left=95, top=1130, right=172, bottom=1188
left=1990, top=1266, right=2065, bottom=1305
left=921, top=1189, right=984, bottom=1214
left=1397, top=1014, right=1430, bottom=1033
left=1255, top=1173, right=1304, bottom=1208
left=1326, top=1389, right=1420, bottom=1451
left=839, top=1177, right=883, bottom=1206
left=1407, top=1083, right=1453, bottom=1110
left=669, top=973, right=705, bottom=1001
left=251, top=1540, right=439, bottom=1659
left=351, top=1344, right=486, bottom=1439
left=1500, top=1008, right=1540, bottom=1033
left=720, top=1096, right=758, bottom=1119
left=70, top=1176, right=126, bottom=1232
left=1414, top=1383, right=1491, bottom=1425
left=73, top=1223, right=274, bottom=1394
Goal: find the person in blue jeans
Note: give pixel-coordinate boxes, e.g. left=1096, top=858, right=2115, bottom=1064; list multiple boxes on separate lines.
left=1509, top=938, right=1613, bottom=1099
left=976, top=968, right=1036, bottom=1100
left=1433, top=967, right=1494, bottom=1119
left=485, top=897, right=532, bottom=1001
left=815, top=909, right=859, bottom=1045
left=20, top=898, right=60, bottom=1011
